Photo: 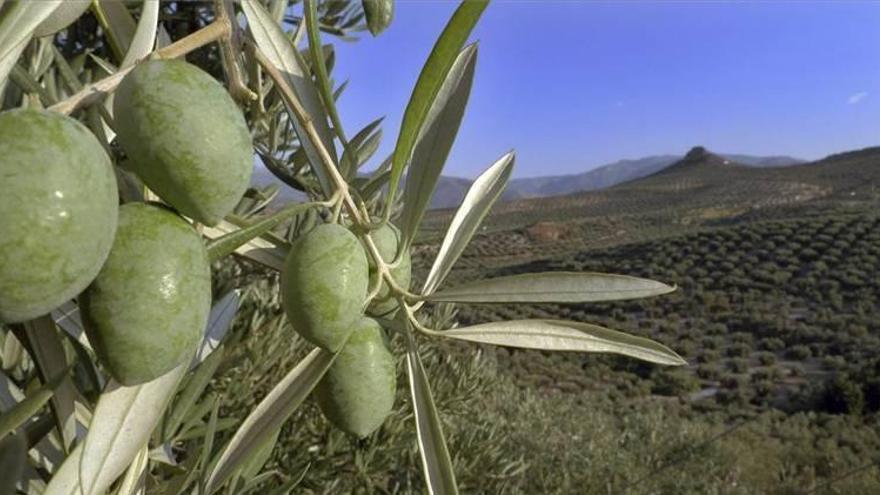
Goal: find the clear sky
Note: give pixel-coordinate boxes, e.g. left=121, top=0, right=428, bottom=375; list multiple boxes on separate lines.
left=327, top=0, right=880, bottom=179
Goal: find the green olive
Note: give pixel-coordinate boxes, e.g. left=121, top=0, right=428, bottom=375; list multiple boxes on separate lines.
left=281, top=223, right=369, bottom=351
left=113, top=59, right=253, bottom=226
left=365, top=223, right=411, bottom=318
left=0, top=109, right=118, bottom=324
left=315, top=317, right=396, bottom=437
left=80, top=203, right=211, bottom=385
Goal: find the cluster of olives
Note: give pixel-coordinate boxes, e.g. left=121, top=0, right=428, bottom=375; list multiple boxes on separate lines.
left=0, top=58, right=251, bottom=385
left=281, top=221, right=411, bottom=437
left=1, top=56, right=410, bottom=437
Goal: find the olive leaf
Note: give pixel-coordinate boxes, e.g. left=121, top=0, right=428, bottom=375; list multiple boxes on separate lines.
left=32, top=0, right=92, bottom=38
left=195, top=290, right=240, bottom=364
left=92, top=0, right=137, bottom=61
left=399, top=43, right=477, bottom=250
left=427, top=272, right=676, bottom=303
left=120, top=0, right=158, bottom=69
left=74, top=363, right=188, bottom=495
left=0, top=432, right=27, bottom=495
left=0, top=0, right=62, bottom=93
left=203, top=348, right=336, bottom=495
left=438, top=320, right=687, bottom=366
left=405, top=332, right=459, bottom=495
left=114, top=444, right=149, bottom=495
left=0, top=369, right=66, bottom=439
left=204, top=202, right=318, bottom=263
left=18, top=316, right=79, bottom=452
left=363, top=0, right=394, bottom=36
left=422, top=151, right=515, bottom=295
left=342, top=116, right=384, bottom=176
left=166, top=345, right=226, bottom=441
left=386, top=0, right=489, bottom=218
left=243, top=0, right=337, bottom=197
left=304, top=0, right=354, bottom=176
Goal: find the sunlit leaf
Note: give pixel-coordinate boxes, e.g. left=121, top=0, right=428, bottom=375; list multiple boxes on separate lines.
left=243, top=0, right=337, bottom=197
left=114, top=444, right=149, bottom=495
left=399, top=44, right=477, bottom=248
left=363, top=0, right=394, bottom=36
left=439, top=319, right=687, bottom=366
left=405, top=333, right=459, bottom=495
left=76, top=363, right=188, bottom=495
left=427, top=272, right=676, bottom=303
left=203, top=348, right=336, bottom=494
left=386, top=0, right=488, bottom=217
left=423, top=151, right=515, bottom=295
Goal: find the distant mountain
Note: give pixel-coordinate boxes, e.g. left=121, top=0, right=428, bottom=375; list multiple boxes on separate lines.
left=251, top=150, right=805, bottom=210
left=429, top=151, right=804, bottom=209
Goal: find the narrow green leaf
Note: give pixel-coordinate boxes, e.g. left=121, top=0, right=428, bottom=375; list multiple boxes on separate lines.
left=0, top=370, right=66, bottom=439
left=405, top=333, right=459, bottom=495
left=399, top=44, right=477, bottom=248
left=342, top=116, right=384, bottom=173
left=76, top=363, right=188, bottom=495
left=93, top=0, right=137, bottom=61
left=195, top=290, right=240, bottom=364
left=440, top=319, right=687, bottom=366
left=0, top=0, right=62, bottom=94
left=166, top=346, right=226, bottom=441
left=120, top=0, right=158, bottom=68
left=305, top=0, right=355, bottom=177
left=203, top=348, right=336, bottom=495
left=427, top=272, right=676, bottom=303
left=19, top=316, right=79, bottom=453
left=114, top=444, right=149, bottom=495
left=243, top=0, right=337, bottom=197
left=33, top=0, right=91, bottom=38
left=387, top=0, right=488, bottom=218
left=422, top=151, right=514, bottom=295
left=205, top=202, right=317, bottom=263
left=0, top=432, right=27, bottom=495
left=362, top=0, right=394, bottom=36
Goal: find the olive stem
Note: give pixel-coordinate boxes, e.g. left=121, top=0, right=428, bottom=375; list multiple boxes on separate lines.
left=251, top=42, right=423, bottom=310
left=213, top=0, right=258, bottom=104
left=402, top=300, right=441, bottom=337
left=49, top=21, right=230, bottom=115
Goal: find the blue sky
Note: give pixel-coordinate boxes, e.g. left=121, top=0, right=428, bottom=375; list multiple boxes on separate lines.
left=326, top=1, right=880, bottom=178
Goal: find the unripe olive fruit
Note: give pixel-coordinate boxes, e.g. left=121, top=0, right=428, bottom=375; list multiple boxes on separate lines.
left=366, top=223, right=411, bottom=318
left=315, top=318, right=396, bottom=437
left=80, top=203, right=211, bottom=385
left=113, top=59, right=253, bottom=226
left=281, top=223, right=369, bottom=352
left=0, top=109, right=118, bottom=323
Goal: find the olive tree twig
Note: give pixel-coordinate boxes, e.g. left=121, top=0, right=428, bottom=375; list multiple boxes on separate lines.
left=250, top=41, right=419, bottom=305
left=213, top=0, right=257, bottom=104
left=49, top=20, right=230, bottom=115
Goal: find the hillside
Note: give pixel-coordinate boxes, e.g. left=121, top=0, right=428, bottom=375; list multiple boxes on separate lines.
left=420, top=146, right=880, bottom=253
left=252, top=150, right=805, bottom=209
